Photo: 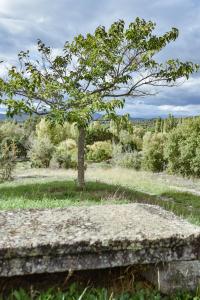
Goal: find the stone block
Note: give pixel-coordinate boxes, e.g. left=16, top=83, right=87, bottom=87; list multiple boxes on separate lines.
left=0, top=204, right=200, bottom=280
left=142, top=260, right=200, bottom=294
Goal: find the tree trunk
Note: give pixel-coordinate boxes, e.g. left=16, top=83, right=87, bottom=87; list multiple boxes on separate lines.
left=77, top=126, right=85, bottom=189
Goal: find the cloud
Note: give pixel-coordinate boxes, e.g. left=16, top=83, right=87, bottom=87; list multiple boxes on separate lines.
left=120, top=103, right=200, bottom=118
left=131, top=76, right=200, bottom=107
left=0, top=0, right=199, bottom=117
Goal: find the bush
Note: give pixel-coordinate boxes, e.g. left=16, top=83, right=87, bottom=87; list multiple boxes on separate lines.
left=0, top=140, right=17, bottom=181
left=87, top=141, right=112, bottom=162
left=1, top=136, right=27, bottom=159
left=53, top=139, right=77, bottom=169
left=164, top=118, right=200, bottom=177
left=28, top=136, right=55, bottom=168
left=116, top=151, right=142, bottom=170
left=0, top=121, right=27, bottom=158
left=112, top=144, right=142, bottom=170
left=86, top=122, right=113, bottom=145
left=118, top=127, right=144, bottom=151
left=0, top=121, right=24, bottom=141
left=36, top=118, right=78, bottom=145
left=142, top=132, right=166, bottom=172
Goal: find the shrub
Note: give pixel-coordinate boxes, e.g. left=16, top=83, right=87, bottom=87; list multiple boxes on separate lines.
left=1, top=136, right=27, bottom=159
left=163, top=113, right=178, bottom=132
left=86, top=122, right=113, bottom=145
left=118, top=127, right=145, bottom=152
left=0, top=121, right=27, bottom=158
left=28, top=136, right=55, bottom=168
left=112, top=144, right=142, bottom=170
left=53, top=139, right=77, bottom=169
left=0, top=121, right=24, bottom=141
left=164, top=118, right=200, bottom=177
left=142, top=132, right=167, bottom=172
left=117, top=151, right=142, bottom=170
left=0, top=140, right=17, bottom=181
left=87, top=141, right=112, bottom=162
left=36, top=118, right=78, bottom=145
left=119, top=130, right=133, bottom=148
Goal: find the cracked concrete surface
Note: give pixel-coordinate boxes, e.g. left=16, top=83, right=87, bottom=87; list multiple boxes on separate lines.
left=0, top=204, right=200, bottom=277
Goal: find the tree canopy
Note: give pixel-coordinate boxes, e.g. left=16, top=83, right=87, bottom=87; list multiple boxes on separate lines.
left=1, top=18, right=198, bottom=124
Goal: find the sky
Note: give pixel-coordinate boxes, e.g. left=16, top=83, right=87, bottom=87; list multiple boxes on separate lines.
left=0, top=0, right=200, bottom=118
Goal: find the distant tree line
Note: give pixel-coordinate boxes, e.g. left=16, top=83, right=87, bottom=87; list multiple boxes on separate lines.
left=0, top=114, right=200, bottom=180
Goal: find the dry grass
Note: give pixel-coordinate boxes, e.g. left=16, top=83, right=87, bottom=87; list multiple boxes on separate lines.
left=14, top=164, right=200, bottom=196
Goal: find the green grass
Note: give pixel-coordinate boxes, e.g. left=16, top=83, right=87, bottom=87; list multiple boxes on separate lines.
left=0, top=179, right=156, bottom=209
left=0, top=176, right=200, bottom=225
left=161, top=190, right=200, bottom=224
left=2, top=285, right=200, bottom=300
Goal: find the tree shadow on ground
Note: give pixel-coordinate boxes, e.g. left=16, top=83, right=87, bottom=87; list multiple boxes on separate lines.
left=0, top=180, right=154, bottom=202
left=0, top=180, right=199, bottom=224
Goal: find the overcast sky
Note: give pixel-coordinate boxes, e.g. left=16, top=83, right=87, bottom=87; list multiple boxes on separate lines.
left=0, top=0, right=200, bottom=118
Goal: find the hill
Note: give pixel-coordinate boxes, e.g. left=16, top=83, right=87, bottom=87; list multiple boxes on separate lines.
left=0, top=113, right=27, bottom=122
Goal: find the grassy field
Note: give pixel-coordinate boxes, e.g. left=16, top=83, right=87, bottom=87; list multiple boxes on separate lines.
left=0, top=164, right=200, bottom=225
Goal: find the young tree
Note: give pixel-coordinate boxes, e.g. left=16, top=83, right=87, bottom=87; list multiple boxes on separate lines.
left=142, top=132, right=167, bottom=172
left=155, top=117, right=162, bottom=133
left=163, top=114, right=177, bottom=132
left=164, top=118, right=200, bottom=177
left=0, top=18, right=198, bottom=188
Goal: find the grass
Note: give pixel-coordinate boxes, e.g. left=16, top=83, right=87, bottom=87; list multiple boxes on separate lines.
left=0, top=165, right=200, bottom=224
left=1, top=284, right=200, bottom=300
left=0, top=179, right=157, bottom=209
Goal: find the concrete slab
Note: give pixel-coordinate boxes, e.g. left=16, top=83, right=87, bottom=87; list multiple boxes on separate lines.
left=0, top=204, right=200, bottom=277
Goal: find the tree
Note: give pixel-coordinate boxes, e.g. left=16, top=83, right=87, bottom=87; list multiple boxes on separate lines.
left=142, top=132, right=167, bottom=172
left=163, top=114, right=177, bottom=132
left=155, top=117, right=163, bottom=132
left=0, top=121, right=27, bottom=158
left=53, top=139, right=77, bottom=169
left=86, top=121, right=113, bottom=145
left=28, top=135, right=55, bottom=168
left=0, top=140, right=18, bottom=181
left=0, top=18, right=198, bottom=188
left=164, top=118, right=200, bottom=177
left=35, top=118, right=78, bottom=145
